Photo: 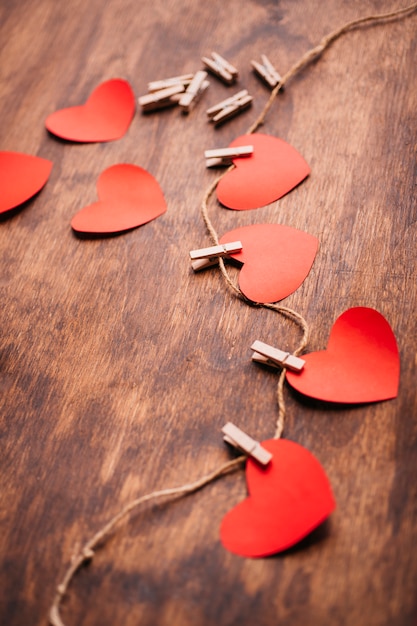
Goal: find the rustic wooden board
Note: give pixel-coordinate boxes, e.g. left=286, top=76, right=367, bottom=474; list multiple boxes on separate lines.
left=0, top=1, right=416, bottom=625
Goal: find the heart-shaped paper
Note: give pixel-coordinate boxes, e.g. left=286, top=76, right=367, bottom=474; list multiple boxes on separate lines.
left=220, top=438, right=335, bottom=557
left=216, top=134, right=310, bottom=210
left=71, top=164, right=167, bottom=234
left=219, top=224, right=318, bottom=303
left=0, top=151, right=53, bottom=214
left=45, top=79, right=135, bottom=142
left=286, top=307, right=400, bottom=403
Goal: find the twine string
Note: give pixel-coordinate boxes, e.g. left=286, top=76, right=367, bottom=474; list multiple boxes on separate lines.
left=49, top=456, right=244, bottom=626
left=247, top=0, right=417, bottom=134
left=49, top=4, right=417, bottom=624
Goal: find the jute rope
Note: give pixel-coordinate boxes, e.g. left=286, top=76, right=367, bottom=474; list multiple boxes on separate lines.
left=49, top=457, right=244, bottom=626
left=49, top=4, right=417, bottom=624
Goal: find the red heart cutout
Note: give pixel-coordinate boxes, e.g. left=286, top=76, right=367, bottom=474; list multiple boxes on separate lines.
left=216, top=134, right=310, bottom=210
left=220, top=439, right=335, bottom=557
left=219, top=224, right=318, bottom=303
left=45, top=79, right=135, bottom=142
left=0, top=151, right=53, bottom=214
left=71, top=164, right=167, bottom=234
left=286, top=307, right=400, bottom=403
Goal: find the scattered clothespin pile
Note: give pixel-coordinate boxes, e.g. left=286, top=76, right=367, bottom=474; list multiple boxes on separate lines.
left=138, top=72, right=209, bottom=112
left=138, top=84, right=184, bottom=112
left=147, top=73, right=194, bottom=93
left=202, top=52, right=238, bottom=85
left=251, top=54, right=282, bottom=88
left=206, top=90, right=253, bottom=126
left=138, top=51, right=281, bottom=125
left=179, top=70, right=210, bottom=112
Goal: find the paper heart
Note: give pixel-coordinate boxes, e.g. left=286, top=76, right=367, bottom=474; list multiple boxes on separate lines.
left=0, top=151, right=53, bottom=214
left=216, top=134, right=310, bottom=210
left=286, top=307, right=400, bottom=403
left=220, top=439, right=335, bottom=557
left=45, top=79, right=135, bottom=142
left=219, top=223, right=318, bottom=303
left=71, top=164, right=167, bottom=234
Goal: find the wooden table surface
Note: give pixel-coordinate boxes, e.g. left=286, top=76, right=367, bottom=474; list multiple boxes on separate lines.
left=1, top=1, right=416, bottom=625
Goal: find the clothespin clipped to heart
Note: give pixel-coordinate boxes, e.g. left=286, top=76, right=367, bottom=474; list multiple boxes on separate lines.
left=202, top=51, right=239, bottom=85
left=222, top=422, right=272, bottom=466
left=206, top=90, right=253, bottom=126
left=251, top=54, right=282, bottom=88
left=189, top=241, right=242, bottom=271
left=250, top=340, right=305, bottom=372
left=204, top=145, right=253, bottom=168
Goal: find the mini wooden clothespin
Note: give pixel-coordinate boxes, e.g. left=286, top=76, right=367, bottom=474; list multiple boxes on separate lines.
left=251, top=54, right=282, bottom=88
left=138, top=84, right=185, bottom=112
left=222, top=422, right=272, bottom=466
left=202, top=52, right=238, bottom=85
left=147, top=73, right=194, bottom=93
left=204, top=145, right=253, bottom=168
left=250, top=340, right=305, bottom=372
left=189, top=241, right=242, bottom=271
left=206, top=89, right=253, bottom=126
left=179, top=70, right=209, bottom=113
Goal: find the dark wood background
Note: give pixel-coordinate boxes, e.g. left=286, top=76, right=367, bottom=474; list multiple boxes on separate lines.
left=1, top=1, right=416, bottom=625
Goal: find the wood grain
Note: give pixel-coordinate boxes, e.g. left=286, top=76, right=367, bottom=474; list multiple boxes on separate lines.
left=0, top=1, right=416, bottom=625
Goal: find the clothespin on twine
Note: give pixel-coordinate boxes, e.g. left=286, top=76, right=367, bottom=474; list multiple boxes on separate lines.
left=222, top=422, right=272, bottom=465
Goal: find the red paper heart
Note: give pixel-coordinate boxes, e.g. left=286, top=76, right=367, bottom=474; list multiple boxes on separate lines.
left=219, top=224, right=318, bottom=303
left=0, top=151, right=53, bottom=214
left=286, top=307, right=400, bottom=403
left=71, top=164, right=167, bottom=234
left=45, top=79, right=135, bottom=142
left=216, top=134, right=310, bottom=210
left=220, top=439, right=335, bottom=557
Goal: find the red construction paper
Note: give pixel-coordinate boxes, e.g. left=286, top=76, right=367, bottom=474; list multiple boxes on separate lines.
left=0, top=151, right=53, bottom=214
left=219, top=224, right=318, bottom=303
left=216, top=134, right=310, bottom=210
left=71, top=164, right=167, bottom=234
left=45, top=79, right=135, bottom=142
left=286, top=307, right=400, bottom=403
left=220, top=439, right=335, bottom=557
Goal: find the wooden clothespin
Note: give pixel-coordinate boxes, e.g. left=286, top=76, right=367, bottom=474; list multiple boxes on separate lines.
left=147, top=73, right=194, bottom=93
left=138, top=84, right=184, bottom=112
left=204, top=145, right=253, bottom=168
left=206, top=89, right=253, bottom=126
left=250, top=340, right=305, bottom=372
left=179, top=70, right=209, bottom=113
left=189, top=241, right=242, bottom=271
left=251, top=54, right=282, bottom=88
left=222, top=422, right=272, bottom=466
left=202, top=52, right=238, bottom=85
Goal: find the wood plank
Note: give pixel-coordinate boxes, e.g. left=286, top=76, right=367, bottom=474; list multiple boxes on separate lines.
left=0, top=1, right=416, bottom=625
